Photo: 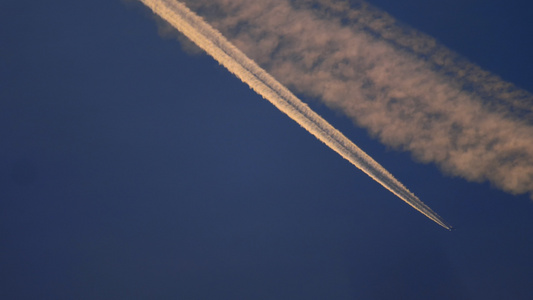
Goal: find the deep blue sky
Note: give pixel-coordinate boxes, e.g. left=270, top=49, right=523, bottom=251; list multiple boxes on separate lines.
left=1, top=0, right=533, bottom=299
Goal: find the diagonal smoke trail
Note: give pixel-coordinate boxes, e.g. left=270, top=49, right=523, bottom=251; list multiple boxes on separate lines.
left=139, top=0, right=451, bottom=229
left=179, top=0, right=533, bottom=200
left=293, top=0, right=533, bottom=122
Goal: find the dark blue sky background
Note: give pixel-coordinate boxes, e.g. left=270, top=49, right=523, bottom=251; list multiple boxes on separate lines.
left=1, top=0, right=533, bottom=299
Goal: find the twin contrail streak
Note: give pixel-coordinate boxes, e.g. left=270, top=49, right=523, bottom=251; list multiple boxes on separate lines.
left=139, top=0, right=451, bottom=230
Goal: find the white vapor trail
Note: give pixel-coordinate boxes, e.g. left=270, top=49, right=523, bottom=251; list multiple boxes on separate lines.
left=178, top=0, right=533, bottom=200
left=139, top=0, right=451, bottom=229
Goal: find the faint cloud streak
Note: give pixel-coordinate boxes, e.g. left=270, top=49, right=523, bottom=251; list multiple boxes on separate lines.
left=181, top=0, right=533, bottom=199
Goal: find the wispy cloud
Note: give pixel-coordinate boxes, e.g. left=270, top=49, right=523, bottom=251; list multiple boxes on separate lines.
left=180, top=0, right=533, bottom=199
left=139, top=0, right=451, bottom=229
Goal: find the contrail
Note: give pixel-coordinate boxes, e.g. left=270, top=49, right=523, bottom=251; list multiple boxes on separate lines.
left=139, top=0, right=451, bottom=229
left=178, top=0, right=533, bottom=200
left=296, top=0, right=533, bottom=122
